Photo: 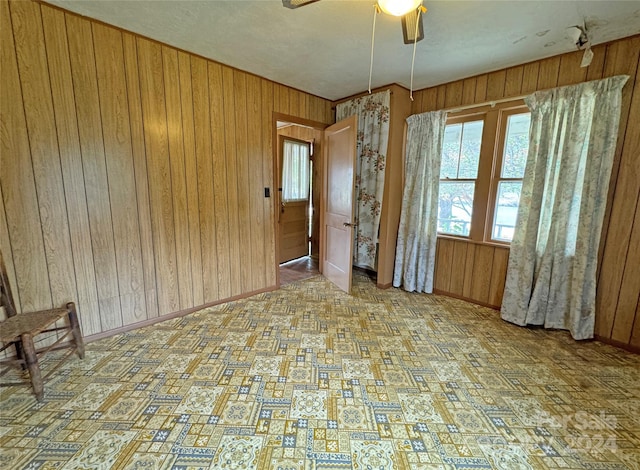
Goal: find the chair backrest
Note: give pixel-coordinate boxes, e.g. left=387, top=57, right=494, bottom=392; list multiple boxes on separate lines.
left=0, top=251, right=18, bottom=319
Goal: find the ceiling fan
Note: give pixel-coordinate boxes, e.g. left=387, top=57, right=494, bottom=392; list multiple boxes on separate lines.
left=282, top=0, right=426, bottom=45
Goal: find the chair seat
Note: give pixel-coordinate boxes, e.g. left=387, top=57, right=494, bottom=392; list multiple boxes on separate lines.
left=0, top=308, right=69, bottom=343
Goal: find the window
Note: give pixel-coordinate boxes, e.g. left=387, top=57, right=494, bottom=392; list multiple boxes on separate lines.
left=282, top=139, right=310, bottom=202
left=490, top=111, right=530, bottom=241
left=438, top=120, right=483, bottom=236
left=436, top=102, right=530, bottom=244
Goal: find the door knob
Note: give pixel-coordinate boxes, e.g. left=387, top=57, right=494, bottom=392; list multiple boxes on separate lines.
left=343, top=222, right=355, bottom=227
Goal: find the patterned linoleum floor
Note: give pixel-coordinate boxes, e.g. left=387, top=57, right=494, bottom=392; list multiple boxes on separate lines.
left=1, top=273, right=640, bottom=469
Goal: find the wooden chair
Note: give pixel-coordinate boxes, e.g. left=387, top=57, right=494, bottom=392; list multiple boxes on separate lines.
left=0, top=252, right=84, bottom=400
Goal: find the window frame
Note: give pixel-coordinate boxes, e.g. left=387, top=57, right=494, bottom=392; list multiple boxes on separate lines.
left=436, top=100, right=528, bottom=246
left=437, top=113, right=487, bottom=239
left=485, top=105, right=530, bottom=245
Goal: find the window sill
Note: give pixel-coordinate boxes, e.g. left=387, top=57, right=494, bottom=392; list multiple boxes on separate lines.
left=436, top=234, right=511, bottom=249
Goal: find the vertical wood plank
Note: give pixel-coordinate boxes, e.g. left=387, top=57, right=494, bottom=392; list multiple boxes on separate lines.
left=41, top=6, right=100, bottom=332
left=162, top=45, right=193, bottom=309
left=289, top=89, right=300, bottom=117
left=598, top=40, right=640, bottom=271
left=410, top=90, right=423, bottom=115
left=93, top=23, right=146, bottom=325
left=136, top=37, right=180, bottom=315
left=311, top=95, right=324, bottom=123
left=630, top=300, right=640, bottom=348
left=66, top=13, right=122, bottom=330
left=611, top=199, right=640, bottom=343
left=10, top=1, right=76, bottom=310
left=444, top=81, right=463, bottom=108
left=488, top=247, right=509, bottom=307
left=470, top=245, right=494, bottom=304
left=207, top=62, right=231, bottom=300
left=474, top=74, right=488, bottom=103
left=486, top=70, right=506, bottom=101
left=289, top=89, right=303, bottom=117
left=461, top=77, right=476, bottom=105
left=434, top=239, right=454, bottom=292
left=178, top=51, right=204, bottom=307
left=233, top=70, right=253, bottom=293
left=222, top=67, right=242, bottom=296
left=300, top=92, right=309, bottom=118
left=536, top=56, right=561, bottom=90
left=448, top=241, right=467, bottom=296
left=1, top=0, right=43, bottom=314
left=436, top=85, right=446, bottom=109
left=0, top=184, right=18, bottom=320
left=262, top=80, right=276, bottom=286
left=246, top=74, right=267, bottom=290
left=521, top=62, right=540, bottom=94
left=504, top=66, right=523, bottom=97
left=191, top=56, right=219, bottom=302
left=275, top=84, right=290, bottom=114
left=462, top=243, right=476, bottom=299
left=557, top=50, right=587, bottom=86
left=122, top=32, right=158, bottom=319
left=586, top=43, right=607, bottom=81
left=421, top=88, right=438, bottom=112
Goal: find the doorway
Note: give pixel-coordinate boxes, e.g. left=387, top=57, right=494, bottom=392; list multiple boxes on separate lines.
left=274, top=116, right=324, bottom=285
left=278, top=135, right=312, bottom=264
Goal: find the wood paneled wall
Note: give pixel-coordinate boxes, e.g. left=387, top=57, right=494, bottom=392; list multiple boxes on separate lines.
left=0, top=0, right=332, bottom=340
left=413, top=35, right=640, bottom=349
left=434, top=239, right=509, bottom=309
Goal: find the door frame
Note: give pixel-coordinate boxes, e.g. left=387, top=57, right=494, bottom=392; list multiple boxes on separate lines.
left=278, top=134, right=312, bottom=264
left=272, top=113, right=328, bottom=287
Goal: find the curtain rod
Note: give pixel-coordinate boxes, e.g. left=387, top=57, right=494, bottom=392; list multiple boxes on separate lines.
left=445, top=94, right=528, bottom=114
left=332, top=87, right=396, bottom=109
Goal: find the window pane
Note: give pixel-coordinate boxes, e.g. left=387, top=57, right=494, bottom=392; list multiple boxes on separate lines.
left=493, top=181, right=522, bottom=241
left=282, top=140, right=310, bottom=202
left=440, top=121, right=483, bottom=179
left=458, top=120, right=483, bottom=178
left=440, top=123, right=461, bottom=179
left=502, top=113, right=530, bottom=178
left=437, top=181, right=475, bottom=236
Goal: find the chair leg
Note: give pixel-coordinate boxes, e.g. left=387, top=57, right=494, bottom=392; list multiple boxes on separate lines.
left=66, top=302, right=84, bottom=359
left=21, top=333, right=43, bottom=401
left=14, top=341, right=26, bottom=370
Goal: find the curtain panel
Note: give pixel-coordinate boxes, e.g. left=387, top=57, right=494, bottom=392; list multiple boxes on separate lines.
left=336, top=90, right=390, bottom=271
left=282, top=140, right=310, bottom=202
left=393, top=111, right=448, bottom=293
left=501, top=75, right=629, bottom=340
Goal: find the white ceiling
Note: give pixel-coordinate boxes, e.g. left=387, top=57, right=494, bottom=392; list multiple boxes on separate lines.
left=47, top=0, right=640, bottom=101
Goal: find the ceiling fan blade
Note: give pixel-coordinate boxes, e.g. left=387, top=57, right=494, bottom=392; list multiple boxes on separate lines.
left=282, top=0, right=322, bottom=9
left=401, top=8, right=424, bottom=44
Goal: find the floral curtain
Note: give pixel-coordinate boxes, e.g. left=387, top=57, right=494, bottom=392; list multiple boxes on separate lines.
left=501, top=75, right=629, bottom=340
left=393, top=111, right=448, bottom=293
left=336, top=90, right=390, bottom=270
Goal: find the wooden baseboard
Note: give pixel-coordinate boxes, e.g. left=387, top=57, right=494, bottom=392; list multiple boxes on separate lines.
left=594, top=335, right=640, bottom=354
left=84, top=285, right=278, bottom=344
left=432, top=289, right=500, bottom=310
